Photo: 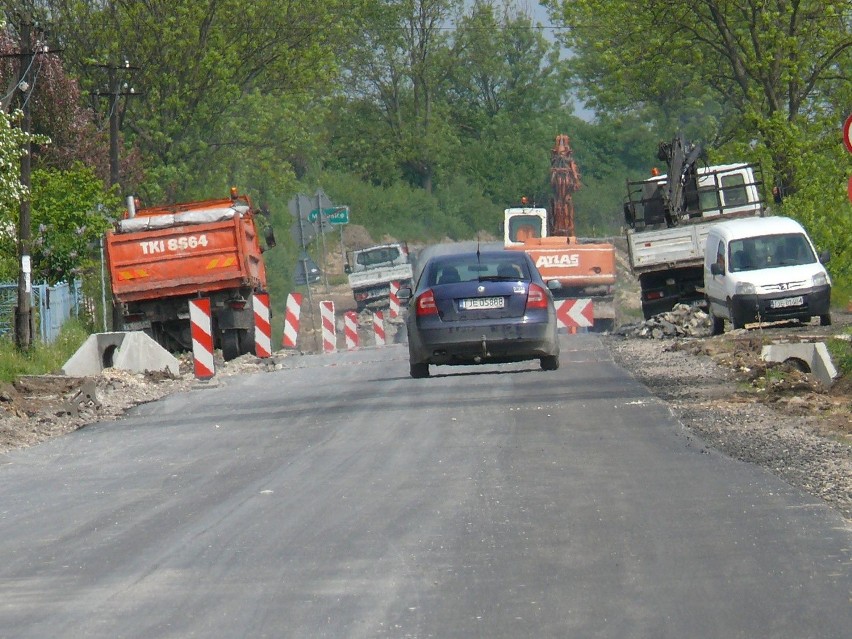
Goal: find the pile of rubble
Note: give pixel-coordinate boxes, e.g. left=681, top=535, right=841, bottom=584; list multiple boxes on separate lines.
left=616, top=304, right=713, bottom=339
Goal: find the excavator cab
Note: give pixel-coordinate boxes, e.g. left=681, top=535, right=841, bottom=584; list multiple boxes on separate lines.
left=505, top=213, right=544, bottom=244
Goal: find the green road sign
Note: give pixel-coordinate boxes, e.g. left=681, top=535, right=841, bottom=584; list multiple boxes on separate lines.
left=308, top=206, right=349, bottom=224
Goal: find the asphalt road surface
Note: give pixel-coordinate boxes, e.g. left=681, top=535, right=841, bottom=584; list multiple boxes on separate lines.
left=1, top=335, right=849, bottom=638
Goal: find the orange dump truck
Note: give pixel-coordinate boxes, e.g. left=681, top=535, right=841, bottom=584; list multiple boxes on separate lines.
left=106, top=190, right=275, bottom=360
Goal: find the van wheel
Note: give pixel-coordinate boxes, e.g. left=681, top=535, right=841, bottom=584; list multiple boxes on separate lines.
left=820, top=313, right=832, bottom=327
left=711, top=313, right=725, bottom=336
left=540, top=355, right=560, bottom=371
left=410, top=362, right=430, bottom=378
left=728, top=301, right=744, bottom=330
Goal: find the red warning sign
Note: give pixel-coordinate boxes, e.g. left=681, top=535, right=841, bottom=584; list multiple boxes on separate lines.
left=844, top=114, right=852, bottom=154
left=554, top=299, right=594, bottom=329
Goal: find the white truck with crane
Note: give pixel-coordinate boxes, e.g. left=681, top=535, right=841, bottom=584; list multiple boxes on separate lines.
left=622, top=134, right=767, bottom=319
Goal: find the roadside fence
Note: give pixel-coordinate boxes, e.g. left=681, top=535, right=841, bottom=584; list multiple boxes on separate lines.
left=0, top=280, right=83, bottom=344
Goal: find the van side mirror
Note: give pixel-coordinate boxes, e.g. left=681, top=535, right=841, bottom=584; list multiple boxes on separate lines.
left=344, top=263, right=352, bottom=274
left=819, top=250, right=830, bottom=264
left=710, top=263, right=724, bottom=276
left=397, top=286, right=412, bottom=303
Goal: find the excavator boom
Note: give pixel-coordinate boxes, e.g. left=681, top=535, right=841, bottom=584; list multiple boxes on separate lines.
left=550, top=134, right=582, bottom=236
left=503, top=134, right=618, bottom=331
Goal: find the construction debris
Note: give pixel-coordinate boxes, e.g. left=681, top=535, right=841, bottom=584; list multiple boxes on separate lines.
left=616, top=304, right=712, bottom=339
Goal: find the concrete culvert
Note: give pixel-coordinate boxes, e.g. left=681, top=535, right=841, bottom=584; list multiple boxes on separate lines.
left=761, top=342, right=837, bottom=386
left=62, top=332, right=180, bottom=376
left=783, top=357, right=811, bottom=374
left=102, top=344, right=117, bottom=369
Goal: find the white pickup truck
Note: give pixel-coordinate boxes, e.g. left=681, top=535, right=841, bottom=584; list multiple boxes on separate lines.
left=624, top=162, right=766, bottom=319
left=345, top=242, right=414, bottom=312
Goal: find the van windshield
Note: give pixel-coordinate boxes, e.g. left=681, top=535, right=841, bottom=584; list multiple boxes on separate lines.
left=728, top=233, right=817, bottom=272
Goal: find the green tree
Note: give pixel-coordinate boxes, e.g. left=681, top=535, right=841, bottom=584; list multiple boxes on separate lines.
left=336, top=0, right=462, bottom=193
left=43, top=0, right=366, bottom=201
left=30, top=164, right=119, bottom=284
left=447, top=3, right=569, bottom=207
left=546, top=0, right=852, bottom=191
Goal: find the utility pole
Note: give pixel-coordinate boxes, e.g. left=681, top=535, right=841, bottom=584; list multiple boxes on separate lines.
left=14, top=12, right=34, bottom=351
left=91, top=60, right=139, bottom=191
left=91, top=61, right=139, bottom=330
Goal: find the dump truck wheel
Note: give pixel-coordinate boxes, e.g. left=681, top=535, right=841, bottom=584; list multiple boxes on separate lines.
left=221, top=331, right=241, bottom=361
left=238, top=328, right=255, bottom=356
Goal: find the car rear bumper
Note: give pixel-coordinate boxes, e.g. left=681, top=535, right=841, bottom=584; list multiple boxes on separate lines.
left=409, top=319, right=559, bottom=365
left=730, top=284, right=831, bottom=325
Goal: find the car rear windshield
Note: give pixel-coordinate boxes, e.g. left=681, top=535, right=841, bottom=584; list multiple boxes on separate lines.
left=427, top=258, right=530, bottom=286
left=728, top=232, right=817, bottom=272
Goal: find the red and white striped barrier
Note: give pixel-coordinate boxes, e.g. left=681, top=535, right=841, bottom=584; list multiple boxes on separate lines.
left=189, top=298, right=215, bottom=379
left=389, top=281, right=400, bottom=318
left=253, top=292, right=272, bottom=358
left=344, top=311, right=359, bottom=350
left=281, top=292, right=303, bottom=349
left=554, top=299, right=594, bottom=330
left=373, top=311, right=385, bottom=346
left=320, top=300, right=336, bottom=353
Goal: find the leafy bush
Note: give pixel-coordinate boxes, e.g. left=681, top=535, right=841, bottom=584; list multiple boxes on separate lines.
left=826, top=328, right=852, bottom=379
left=30, top=165, right=121, bottom=285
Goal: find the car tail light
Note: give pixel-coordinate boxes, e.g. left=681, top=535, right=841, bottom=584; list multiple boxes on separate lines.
left=526, top=284, right=548, bottom=310
left=416, top=289, right=438, bottom=316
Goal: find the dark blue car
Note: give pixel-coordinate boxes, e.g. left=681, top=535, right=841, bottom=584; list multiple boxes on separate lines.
left=400, top=250, right=560, bottom=378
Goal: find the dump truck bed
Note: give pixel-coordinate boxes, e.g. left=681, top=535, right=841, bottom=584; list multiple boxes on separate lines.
left=106, top=201, right=266, bottom=303
left=626, top=223, right=713, bottom=276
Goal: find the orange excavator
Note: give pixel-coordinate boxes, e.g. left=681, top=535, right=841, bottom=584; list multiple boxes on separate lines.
left=504, top=134, right=617, bottom=331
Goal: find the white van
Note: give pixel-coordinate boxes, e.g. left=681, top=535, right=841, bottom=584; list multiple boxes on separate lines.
left=704, top=216, right=832, bottom=333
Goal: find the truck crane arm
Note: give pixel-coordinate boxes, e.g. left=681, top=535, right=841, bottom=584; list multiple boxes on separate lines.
left=657, top=132, right=704, bottom=227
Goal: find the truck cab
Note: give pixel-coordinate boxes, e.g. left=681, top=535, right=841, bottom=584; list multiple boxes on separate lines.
left=345, top=242, right=414, bottom=312
left=625, top=163, right=763, bottom=231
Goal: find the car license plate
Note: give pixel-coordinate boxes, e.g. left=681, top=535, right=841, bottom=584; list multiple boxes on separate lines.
left=770, top=295, right=804, bottom=309
left=460, top=296, right=504, bottom=310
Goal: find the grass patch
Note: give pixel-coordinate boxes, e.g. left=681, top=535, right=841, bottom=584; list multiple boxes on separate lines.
left=826, top=326, right=852, bottom=378
left=327, top=273, right=350, bottom=287
left=0, top=320, right=90, bottom=383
